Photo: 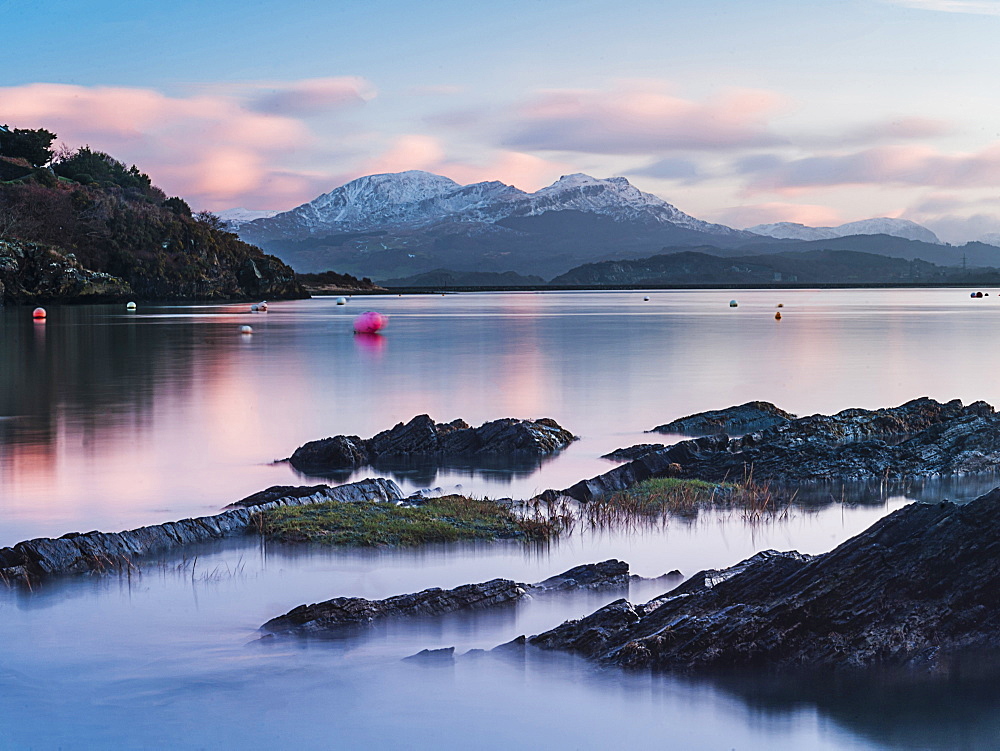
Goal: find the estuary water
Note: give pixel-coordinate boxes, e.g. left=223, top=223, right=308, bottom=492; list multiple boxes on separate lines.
left=2, top=289, right=1000, bottom=749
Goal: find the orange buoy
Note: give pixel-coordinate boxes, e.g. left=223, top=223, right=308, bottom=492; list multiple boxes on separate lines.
left=32, top=307, right=46, bottom=319
left=774, top=311, right=782, bottom=320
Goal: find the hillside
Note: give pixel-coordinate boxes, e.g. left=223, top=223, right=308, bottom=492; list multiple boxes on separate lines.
left=0, top=127, right=306, bottom=303
left=549, top=248, right=996, bottom=286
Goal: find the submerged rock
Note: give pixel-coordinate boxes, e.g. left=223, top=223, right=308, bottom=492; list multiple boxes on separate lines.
left=288, top=414, right=576, bottom=473
left=651, top=401, right=796, bottom=436
left=0, top=478, right=402, bottom=583
left=529, top=487, right=1000, bottom=672
left=560, top=397, right=999, bottom=501
left=260, top=559, right=635, bottom=636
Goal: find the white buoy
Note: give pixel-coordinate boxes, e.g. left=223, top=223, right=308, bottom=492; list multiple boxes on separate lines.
left=240, top=325, right=253, bottom=334
left=126, top=301, right=136, bottom=311
left=729, top=300, right=739, bottom=308
left=259, top=301, right=268, bottom=311
left=643, top=296, right=650, bottom=301
left=335, top=297, right=347, bottom=305
left=250, top=304, right=259, bottom=312
left=32, top=307, right=46, bottom=319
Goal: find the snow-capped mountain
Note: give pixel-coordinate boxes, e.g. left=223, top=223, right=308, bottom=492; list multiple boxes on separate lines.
left=216, top=207, right=280, bottom=230
left=749, top=218, right=941, bottom=244
left=239, top=170, right=746, bottom=241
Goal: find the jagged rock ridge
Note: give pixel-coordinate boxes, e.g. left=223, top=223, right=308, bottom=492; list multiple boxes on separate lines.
left=559, top=397, right=999, bottom=501
left=288, top=414, right=576, bottom=473
left=529, top=486, right=1000, bottom=672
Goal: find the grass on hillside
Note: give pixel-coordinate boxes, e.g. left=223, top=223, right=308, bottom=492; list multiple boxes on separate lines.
left=256, top=495, right=563, bottom=547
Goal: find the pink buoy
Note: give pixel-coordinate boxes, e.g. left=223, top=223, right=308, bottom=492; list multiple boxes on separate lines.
left=353, top=311, right=387, bottom=334
left=32, top=307, right=46, bottom=319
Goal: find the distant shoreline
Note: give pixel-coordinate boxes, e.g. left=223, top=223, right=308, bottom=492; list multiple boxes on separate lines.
left=316, top=281, right=1000, bottom=295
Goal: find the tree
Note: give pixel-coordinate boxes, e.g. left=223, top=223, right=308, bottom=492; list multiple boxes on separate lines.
left=163, top=196, right=192, bottom=216
left=0, top=126, right=57, bottom=168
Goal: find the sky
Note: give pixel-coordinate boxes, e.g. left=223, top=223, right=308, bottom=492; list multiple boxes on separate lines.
left=3, top=0, right=1000, bottom=241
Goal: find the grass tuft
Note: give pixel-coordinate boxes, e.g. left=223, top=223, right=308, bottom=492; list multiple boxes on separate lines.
left=256, top=495, right=564, bottom=547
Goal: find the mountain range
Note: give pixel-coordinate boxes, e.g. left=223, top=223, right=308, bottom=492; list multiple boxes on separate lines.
left=231, top=171, right=1000, bottom=282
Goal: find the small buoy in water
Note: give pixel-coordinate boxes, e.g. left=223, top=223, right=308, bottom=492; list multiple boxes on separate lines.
left=976, top=291, right=984, bottom=298
left=971, top=292, right=977, bottom=298
left=240, top=325, right=253, bottom=334
left=126, top=301, right=136, bottom=311
left=729, top=300, right=738, bottom=308
left=775, top=311, right=782, bottom=320
left=643, top=296, right=650, bottom=301
left=259, top=301, right=268, bottom=311
left=335, top=297, right=347, bottom=305
left=250, top=304, right=259, bottom=312
left=32, top=307, right=46, bottom=319
left=777, top=303, right=783, bottom=308
left=354, top=311, right=387, bottom=334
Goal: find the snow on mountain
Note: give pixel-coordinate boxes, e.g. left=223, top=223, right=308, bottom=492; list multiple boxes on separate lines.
left=216, top=207, right=280, bottom=229
left=240, top=170, right=748, bottom=240
left=749, top=218, right=941, bottom=244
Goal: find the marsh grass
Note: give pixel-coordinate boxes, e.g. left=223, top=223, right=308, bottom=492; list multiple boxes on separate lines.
left=585, top=473, right=795, bottom=527
left=257, top=495, right=564, bottom=547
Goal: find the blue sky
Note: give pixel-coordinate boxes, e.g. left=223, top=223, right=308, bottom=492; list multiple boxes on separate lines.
left=4, top=0, right=1000, bottom=240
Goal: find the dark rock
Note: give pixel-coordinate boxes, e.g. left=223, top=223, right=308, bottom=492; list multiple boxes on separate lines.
left=560, top=397, right=1000, bottom=501
left=227, top=484, right=334, bottom=509
left=530, top=488, right=1000, bottom=672
left=403, top=647, right=456, bottom=664
left=531, top=560, right=630, bottom=591
left=0, top=478, right=402, bottom=582
left=651, top=401, right=796, bottom=436
left=261, top=559, right=641, bottom=636
left=261, top=578, right=528, bottom=634
left=602, top=444, right=666, bottom=462
left=287, top=414, right=576, bottom=473
left=0, top=239, right=131, bottom=305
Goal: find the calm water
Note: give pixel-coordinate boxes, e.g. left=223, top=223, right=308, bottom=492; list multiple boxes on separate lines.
left=2, top=289, right=1000, bottom=749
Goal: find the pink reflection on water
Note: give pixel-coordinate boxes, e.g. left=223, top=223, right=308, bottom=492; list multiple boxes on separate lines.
left=354, top=331, right=386, bottom=354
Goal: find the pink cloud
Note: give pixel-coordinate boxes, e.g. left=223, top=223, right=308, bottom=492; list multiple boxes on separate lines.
left=713, top=202, right=845, bottom=229
left=356, top=134, right=567, bottom=192
left=743, top=143, right=1000, bottom=193
left=247, top=77, right=374, bottom=115
left=0, top=81, right=371, bottom=210
left=505, top=83, right=786, bottom=154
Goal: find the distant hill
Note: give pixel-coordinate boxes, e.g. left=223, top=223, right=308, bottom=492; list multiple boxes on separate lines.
left=730, top=235, right=1000, bottom=268
left=748, top=218, right=940, bottom=244
left=549, top=248, right=992, bottom=286
left=380, top=269, right=545, bottom=287
left=0, top=126, right=306, bottom=303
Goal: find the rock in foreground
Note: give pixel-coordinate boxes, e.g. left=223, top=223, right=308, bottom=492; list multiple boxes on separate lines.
left=651, top=401, right=795, bottom=436
left=562, top=397, right=997, bottom=500
left=261, top=560, right=631, bottom=635
left=530, top=488, right=1000, bottom=672
left=288, top=414, right=576, bottom=473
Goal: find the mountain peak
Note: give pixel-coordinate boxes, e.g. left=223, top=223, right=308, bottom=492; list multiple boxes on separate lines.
left=749, top=218, right=940, bottom=244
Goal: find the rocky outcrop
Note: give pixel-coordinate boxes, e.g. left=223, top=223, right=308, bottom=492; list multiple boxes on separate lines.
left=288, top=414, right=576, bottom=473
left=529, top=487, right=1000, bottom=672
left=651, top=401, right=795, bottom=436
left=261, top=559, right=635, bottom=636
left=0, top=478, right=402, bottom=582
left=601, top=444, right=665, bottom=462
left=560, top=398, right=999, bottom=501
left=0, top=239, right=132, bottom=305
